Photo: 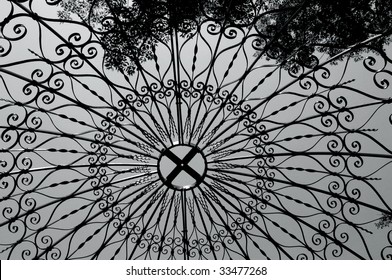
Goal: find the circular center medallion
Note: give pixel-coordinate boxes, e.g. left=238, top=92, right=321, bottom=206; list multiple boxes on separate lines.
left=158, top=145, right=206, bottom=190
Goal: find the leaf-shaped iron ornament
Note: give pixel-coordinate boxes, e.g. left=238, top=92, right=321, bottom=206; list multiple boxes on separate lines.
left=0, top=0, right=392, bottom=260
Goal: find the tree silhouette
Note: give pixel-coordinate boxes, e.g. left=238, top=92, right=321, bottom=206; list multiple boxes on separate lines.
left=58, top=0, right=257, bottom=74
left=2, top=0, right=392, bottom=260
left=375, top=213, right=392, bottom=229
left=57, top=0, right=392, bottom=73
left=257, top=0, right=392, bottom=68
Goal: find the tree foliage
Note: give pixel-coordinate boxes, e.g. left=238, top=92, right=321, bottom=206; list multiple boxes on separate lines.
left=57, top=0, right=392, bottom=74
left=57, top=0, right=262, bottom=74
left=258, top=0, right=392, bottom=68
left=375, top=213, right=392, bottom=229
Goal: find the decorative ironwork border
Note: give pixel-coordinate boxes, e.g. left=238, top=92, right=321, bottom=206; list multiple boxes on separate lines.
left=0, top=0, right=392, bottom=259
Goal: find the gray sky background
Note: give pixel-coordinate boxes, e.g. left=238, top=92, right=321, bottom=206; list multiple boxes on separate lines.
left=1, top=0, right=392, bottom=260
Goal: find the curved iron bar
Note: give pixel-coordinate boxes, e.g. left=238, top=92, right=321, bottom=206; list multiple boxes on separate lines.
left=0, top=0, right=392, bottom=259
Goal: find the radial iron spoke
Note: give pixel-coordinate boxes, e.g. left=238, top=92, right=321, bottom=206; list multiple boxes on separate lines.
left=1, top=0, right=391, bottom=260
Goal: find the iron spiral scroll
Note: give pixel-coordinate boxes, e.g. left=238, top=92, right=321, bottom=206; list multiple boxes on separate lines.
left=1, top=0, right=392, bottom=260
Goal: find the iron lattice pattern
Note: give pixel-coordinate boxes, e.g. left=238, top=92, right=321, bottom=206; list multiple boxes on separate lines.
left=1, top=0, right=392, bottom=260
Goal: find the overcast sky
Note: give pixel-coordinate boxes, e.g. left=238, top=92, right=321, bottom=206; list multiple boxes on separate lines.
left=1, top=0, right=392, bottom=260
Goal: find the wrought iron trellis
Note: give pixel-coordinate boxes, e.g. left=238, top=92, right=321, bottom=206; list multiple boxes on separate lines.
left=1, top=0, right=392, bottom=260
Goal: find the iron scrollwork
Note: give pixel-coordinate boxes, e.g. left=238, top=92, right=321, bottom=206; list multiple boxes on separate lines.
left=0, top=0, right=392, bottom=259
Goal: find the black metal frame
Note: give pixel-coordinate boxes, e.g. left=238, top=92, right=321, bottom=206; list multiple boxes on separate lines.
left=1, top=0, right=392, bottom=259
